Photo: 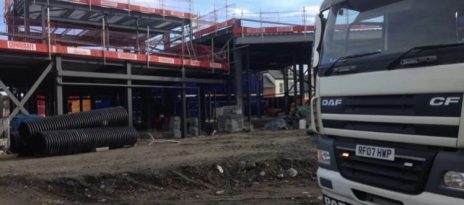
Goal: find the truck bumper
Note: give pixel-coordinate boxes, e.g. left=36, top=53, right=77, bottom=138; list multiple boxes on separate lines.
left=318, top=168, right=464, bottom=205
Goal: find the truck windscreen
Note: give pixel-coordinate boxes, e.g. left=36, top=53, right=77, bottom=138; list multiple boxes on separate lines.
left=319, top=0, right=464, bottom=75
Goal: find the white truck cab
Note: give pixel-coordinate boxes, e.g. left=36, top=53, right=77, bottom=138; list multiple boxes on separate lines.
left=311, top=0, right=464, bottom=204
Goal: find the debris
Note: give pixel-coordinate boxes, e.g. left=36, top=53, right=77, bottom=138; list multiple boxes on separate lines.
left=239, top=161, right=247, bottom=169
left=277, top=173, right=285, bottom=179
left=215, top=190, right=225, bottom=195
left=264, top=117, right=288, bottom=130
left=302, top=192, right=313, bottom=198
left=96, top=147, right=109, bottom=152
left=286, top=168, right=298, bottom=177
left=216, top=165, right=224, bottom=174
left=99, top=184, right=106, bottom=189
left=210, top=129, right=217, bottom=136
left=173, top=171, right=215, bottom=189
left=148, top=133, right=156, bottom=146
left=152, top=139, right=181, bottom=144
left=259, top=171, right=266, bottom=177
left=217, top=106, right=245, bottom=133
left=246, top=161, right=257, bottom=168
left=98, top=199, right=107, bottom=203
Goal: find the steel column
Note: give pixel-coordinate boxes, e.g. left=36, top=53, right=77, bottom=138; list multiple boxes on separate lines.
left=181, top=25, right=187, bottom=138
left=127, top=63, right=133, bottom=126
left=293, top=64, right=298, bottom=105
left=299, top=64, right=305, bottom=105
left=197, top=87, right=202, bottom=136
left=308, top=60, right=313, bottom=99
left=199, top=86, right=206, bottom=131
left=256, top=72, right=262, bottom=118
left=233, top=42, right=244, bottom=109
left=41, top=5, right=47, bottom=43
left=283, top=67, right=289, bottom=115
left=56, top=57, right=64, bottom=115
left=246, top=47, right=251, bottom=123
left=23, top=0, right=30, bottom=39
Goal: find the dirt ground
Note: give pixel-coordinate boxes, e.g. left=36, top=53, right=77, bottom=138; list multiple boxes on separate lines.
left=0, top=130, right=321, bottom=205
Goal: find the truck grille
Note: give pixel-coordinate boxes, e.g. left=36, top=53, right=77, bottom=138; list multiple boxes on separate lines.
left=334, top=139, right=439, bottom=194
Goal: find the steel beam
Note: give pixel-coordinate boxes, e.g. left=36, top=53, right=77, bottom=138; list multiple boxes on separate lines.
left=9, top=62, right=54, bottom=119
left=47, top=16, right=180, bottom=34
left=32, top=0, right=187, bottom=24
left=235, top=34, right=314, bottom=45
left=58, top=82, right=197, bottom=89
left=0, top=80, right=29, bottom=115
left=58, top=70, right=227, bottom=84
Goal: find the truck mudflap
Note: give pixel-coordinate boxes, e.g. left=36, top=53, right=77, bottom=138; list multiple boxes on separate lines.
left=318, top=168, right=464, bottom=205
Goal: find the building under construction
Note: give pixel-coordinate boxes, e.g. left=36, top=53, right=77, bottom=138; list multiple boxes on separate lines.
left=0, top=0, right=314, bottom=137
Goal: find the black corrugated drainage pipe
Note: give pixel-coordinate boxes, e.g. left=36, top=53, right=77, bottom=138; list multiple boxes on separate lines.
left=34, top=127, right=138, bottom=156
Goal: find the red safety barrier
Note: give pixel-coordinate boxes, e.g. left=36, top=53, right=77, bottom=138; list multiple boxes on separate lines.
left=0, top=40, right=228, bottom=71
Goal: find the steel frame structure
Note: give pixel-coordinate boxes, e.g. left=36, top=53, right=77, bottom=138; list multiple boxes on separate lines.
left=0, top=0, right=230, bottom=138
left=0, top=0, right=315, bottom=139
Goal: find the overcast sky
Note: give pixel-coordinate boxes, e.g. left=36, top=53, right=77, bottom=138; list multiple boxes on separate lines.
left=194, top=0, right=323, bottom=14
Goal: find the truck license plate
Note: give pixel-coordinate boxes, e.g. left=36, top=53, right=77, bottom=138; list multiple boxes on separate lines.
left=356, top=145, right=395, bottom=161
left=323, top=195, right=350, bottom=205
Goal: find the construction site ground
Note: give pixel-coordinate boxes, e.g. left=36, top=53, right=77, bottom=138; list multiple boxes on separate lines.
left=0, top=130, right=321, bottom=205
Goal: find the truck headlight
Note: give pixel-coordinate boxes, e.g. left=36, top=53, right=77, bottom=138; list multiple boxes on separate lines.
left=317, top=149, right=331, bottom=165
left=443, top=171, right=464, bottom=190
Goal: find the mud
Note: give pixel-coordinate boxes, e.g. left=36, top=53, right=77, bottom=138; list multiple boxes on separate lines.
left=0, top=130, right=321, bottom=204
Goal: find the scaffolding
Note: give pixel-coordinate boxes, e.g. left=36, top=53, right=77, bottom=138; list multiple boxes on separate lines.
left=1, top=0, right=229, bottom=70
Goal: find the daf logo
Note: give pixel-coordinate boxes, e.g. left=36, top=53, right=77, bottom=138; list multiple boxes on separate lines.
left=322, top=99, right=343, bottom=106
left=430, top=97, right=461, bottom=106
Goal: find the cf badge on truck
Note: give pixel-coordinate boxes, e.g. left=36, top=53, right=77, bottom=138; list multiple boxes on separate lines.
left=429, top=97, right=461, bottom=106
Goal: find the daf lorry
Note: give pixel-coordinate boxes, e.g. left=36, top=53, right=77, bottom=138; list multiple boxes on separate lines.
left=311, top=0, right=464, bottom=204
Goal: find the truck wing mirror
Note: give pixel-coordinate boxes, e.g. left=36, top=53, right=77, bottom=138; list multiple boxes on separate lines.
left=312, top=14, right=323, bottom=68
